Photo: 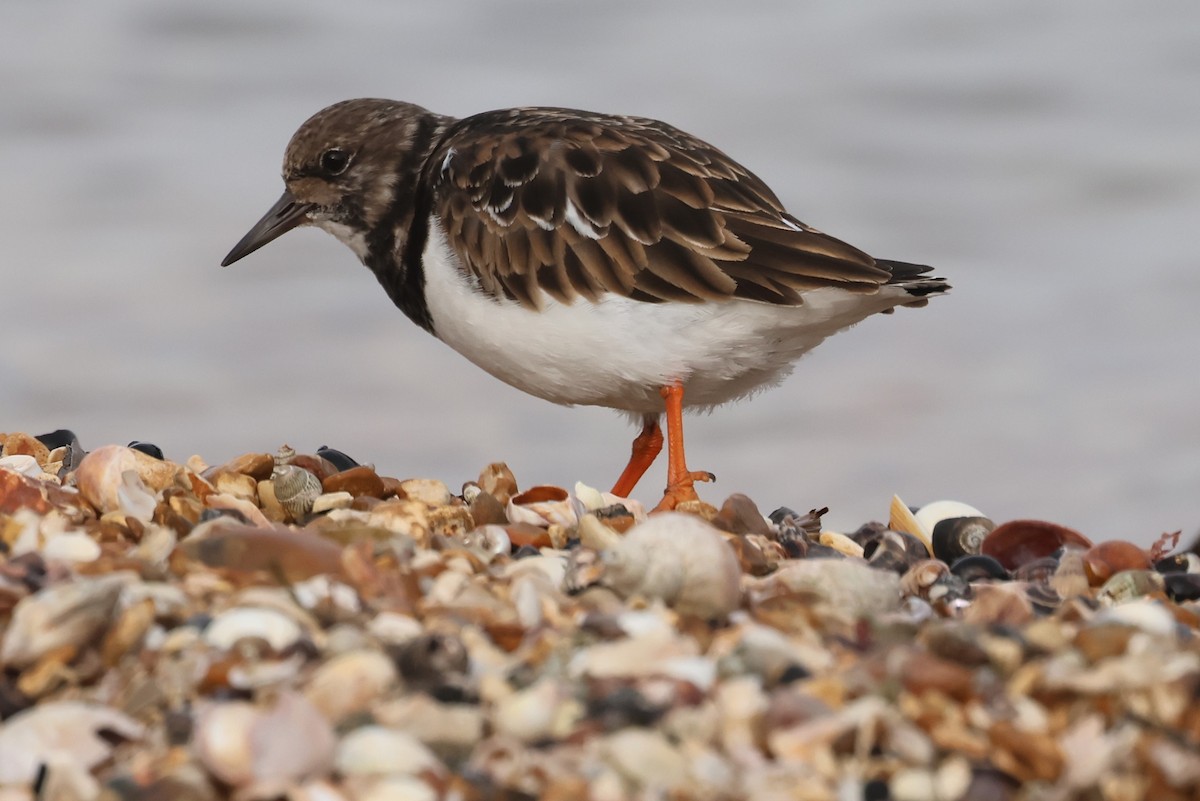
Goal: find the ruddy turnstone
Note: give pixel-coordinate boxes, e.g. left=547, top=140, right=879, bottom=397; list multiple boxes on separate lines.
left=222, top=99, right=948, bottom=510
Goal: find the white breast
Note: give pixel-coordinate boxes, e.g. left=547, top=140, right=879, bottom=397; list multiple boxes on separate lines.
left=419, top=218, right=912, bottom=415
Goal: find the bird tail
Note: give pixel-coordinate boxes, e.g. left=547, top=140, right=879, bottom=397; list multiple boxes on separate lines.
left=877, top=259, right=950, bottom=308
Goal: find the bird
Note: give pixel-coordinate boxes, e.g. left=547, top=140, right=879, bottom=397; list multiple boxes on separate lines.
left=222, top=98, right=948, bottom=511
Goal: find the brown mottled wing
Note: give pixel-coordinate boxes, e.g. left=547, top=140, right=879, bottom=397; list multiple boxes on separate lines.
left=428, top=107, right=891, bottom=308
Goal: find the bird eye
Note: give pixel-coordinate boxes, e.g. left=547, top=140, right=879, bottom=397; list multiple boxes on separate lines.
left=320, top=148, right=351, bottom=175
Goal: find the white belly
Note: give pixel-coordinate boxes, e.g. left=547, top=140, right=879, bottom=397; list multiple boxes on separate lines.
left=419, top=219, right=910, bottom=415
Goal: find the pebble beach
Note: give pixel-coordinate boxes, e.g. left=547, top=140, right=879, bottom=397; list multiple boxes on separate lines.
left=1, top=430, right=1197, bottom=801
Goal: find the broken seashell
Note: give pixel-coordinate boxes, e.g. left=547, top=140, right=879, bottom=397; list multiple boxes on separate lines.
left=818, top=531, right=865, bottom=559
left=477, top=462, right=518, bottom=504
left=598, top=513, right=741, bottom=619
left=889, top=495, right=932, bottom=554
left=752, top=559, right=902, bottom=619
left=306, top=650, right=399, bottom=724
left=1096, top=570, right=1166, bottom=605
left=1, top=573, right=131, bottom=668
left=863, top=529, right=930, bottom=575
left=334, top=726, right=445, bottom=778
left=311, top=491, right=354, bottom=515
left=73, top=444, right=181, bottom=515
left=193, top=693, right=335, bottom=787
left=0, top=701, right=144, bottom=784
left=507, top=485, right=577, bottom=528
left=0, top=455, right=43, bottom=479
left=397, top=478, right=452, bottom=506
left=203, top=606, right=304, bottom=652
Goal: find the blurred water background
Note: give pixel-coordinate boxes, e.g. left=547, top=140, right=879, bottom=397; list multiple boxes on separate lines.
left=2, top=1, right=1198, bottom=545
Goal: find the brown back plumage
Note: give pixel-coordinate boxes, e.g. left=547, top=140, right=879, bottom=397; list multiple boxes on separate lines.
left=427, top=108, right=895, bottom=309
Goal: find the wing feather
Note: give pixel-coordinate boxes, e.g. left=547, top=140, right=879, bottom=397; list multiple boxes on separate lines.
left=429, top=107, right=895, bottom=309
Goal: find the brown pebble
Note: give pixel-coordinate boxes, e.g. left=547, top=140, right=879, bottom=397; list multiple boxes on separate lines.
left=898, top=650, right=976, bottom=701
left=469, top=490, right=509, bottom=526
left=478, top=462, right=518, bottom=504
left=289, top=453, right=339, bottom=481
left=322, top=465, right=387, bottom=499
left=1082, top=540, right=1152, bottom=586
left=712, top=493, right=772, bottom=537
left=1074, top=623, right=1136, bottom=663
left=216, top=452, right=275, bottom=481
left=506, top=523, right=553, bottom=549
left=1, top=433, right=51, bottom=466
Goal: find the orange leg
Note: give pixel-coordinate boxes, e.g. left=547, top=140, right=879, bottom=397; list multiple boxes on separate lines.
left=610, top=416, right=663, bottom=497
left=654, top=382, right=715, bottom=511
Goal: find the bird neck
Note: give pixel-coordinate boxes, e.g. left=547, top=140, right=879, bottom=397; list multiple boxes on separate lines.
left=363, top=112, right=458, bottom=335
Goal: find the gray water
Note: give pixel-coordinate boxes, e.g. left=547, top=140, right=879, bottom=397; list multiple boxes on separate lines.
left=3, top=1, right=1198, bottom=546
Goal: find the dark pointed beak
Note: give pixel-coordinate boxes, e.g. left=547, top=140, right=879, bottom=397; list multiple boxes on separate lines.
left=221, top=190, right=314, bottom=266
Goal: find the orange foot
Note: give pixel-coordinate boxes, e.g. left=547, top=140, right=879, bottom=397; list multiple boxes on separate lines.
left=652, top=382, right=715, bottom=512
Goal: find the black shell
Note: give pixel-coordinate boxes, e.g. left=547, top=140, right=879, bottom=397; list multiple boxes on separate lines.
left=949, top=554, right=1011, bottom=582
left=931, top=516, right=994, bottom=563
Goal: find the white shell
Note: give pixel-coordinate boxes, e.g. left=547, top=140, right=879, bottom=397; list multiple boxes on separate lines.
left=0, top=701, right=144, bottom=784
left=306, top=650, right=400, bottom=723
left=193, top=693, right=335, bottom=787
left=334, top=726, right=444, bottom=777
left=914, top=500, right=988, bottom=534
left=0, top=455, right=42, bottom=478
left=599, top=512, right=741, bottom=618
left=751, top=560, right=903, bottom=619
left=203, top=607, right=304, bottom=652
left=0, top=574, right=131, bottom=668
left=40, top=531, right=102, bottom=563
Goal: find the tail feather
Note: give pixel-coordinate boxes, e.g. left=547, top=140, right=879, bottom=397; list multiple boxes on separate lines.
left=875, top=259, right=949, bottom=310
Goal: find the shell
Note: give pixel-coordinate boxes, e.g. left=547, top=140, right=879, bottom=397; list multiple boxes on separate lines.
left=599, top=512, right=741, bottom=619
left=818, top=531, right=865, bottom=559
left=305, top=650, right=399, bottom=724
left=1154, top=553, right=1200, bottom=574
left=272, top=464, right=323, bottom=521
left=193, top=693, right=335, bottom=787
left=864, top=530, right=930, bottom=574
left=1096, top=570, right=1166, bottom=606
left=334, top=726, right=444, bottom=778
left=930, top=516, right=993, bottom=563
left=204, top=607, right=304, bottom=652
left=980, top=519, right=1093, bottom=570
left=751, top=559, right=903, bottom=619
left=1163, top=573, right=1200, bottom=602
left=477, top=461, right=518, bottom=504
left=397, top=478, right=452, bottom=506
left=949, top=554, right=1011, bottom=582
left=73, top=444, right=181, bottom=515
left=915, top=500, right=988, bottom=534
left=507, top=485, right=577, bottom=528
left=900, top=559, right=951, bottom=599
left=0, top=701, right=144, bottom=785
left=0, top=455, right=43, bottom=479
left=0, top=574, right=131, bottom=668
left=889, top=495, right=933, bottom=554
left=1082, top=540, right=1152, bottom=586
